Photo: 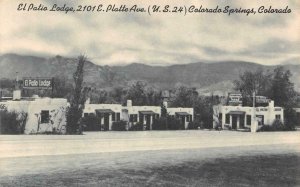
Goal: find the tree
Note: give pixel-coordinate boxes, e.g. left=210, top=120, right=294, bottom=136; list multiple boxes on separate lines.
left=110, top=86, right=127, bottom=104
left=161, top=102, right=167, bottom=118
left=126, top=81, right=148, bottom=106
left=193, top=96, right=220, bottom=129
left=234, top=69, right=271, bottom=106
left=171, top=86, right=198, bottom=107
left=234, top=66, right=298, bottom=130
left=269, top=66, right=297, bottom=108
left=66, top=55, right=89, bottom=134
left=52, top=76, right=73, bottom=98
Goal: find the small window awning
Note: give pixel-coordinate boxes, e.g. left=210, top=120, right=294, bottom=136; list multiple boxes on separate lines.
left=228, top=111, right=245, bottom=115
left=175, top=112, right=191, bottom=116
left=95, top=109, right=114, bottom=114
left=139, top=111, right=157, bottom=115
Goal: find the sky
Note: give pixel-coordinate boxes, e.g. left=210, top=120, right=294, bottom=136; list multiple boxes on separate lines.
left=0, top=0, right=299, bottom=66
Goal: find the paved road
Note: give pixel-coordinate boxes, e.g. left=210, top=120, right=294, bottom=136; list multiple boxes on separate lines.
left=0, top=131, right=299, bottom=158
left=1, top=131, right=299, bottom=186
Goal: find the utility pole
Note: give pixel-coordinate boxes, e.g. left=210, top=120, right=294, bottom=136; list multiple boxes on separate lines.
left=15, top=71, right=19, bottom=89
left=251, top=91, right=257, bottom=133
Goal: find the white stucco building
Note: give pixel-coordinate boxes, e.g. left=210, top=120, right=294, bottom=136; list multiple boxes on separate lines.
left=213, top=100, right=284, bottom=132
left=0, top=90, right=68, bottom=134
left=83, top=100, right=194, bottom=130
left=167, top=106, right=194, bottom=129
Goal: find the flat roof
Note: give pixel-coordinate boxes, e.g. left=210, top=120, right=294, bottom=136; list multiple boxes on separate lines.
left=95, top=109, right=114, bottom=114
left=175, top=112, right=191, bottom=116
left=228, top=111, right=246, bottom=115
left=139, top=111, right=157, bottom=115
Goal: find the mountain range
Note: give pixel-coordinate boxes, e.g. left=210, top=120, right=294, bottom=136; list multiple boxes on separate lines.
left=0, top=53, right=299, bottom=94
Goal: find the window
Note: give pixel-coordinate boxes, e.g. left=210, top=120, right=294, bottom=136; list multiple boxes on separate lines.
left=130, top=115, right=133, bottom=122
left=256, top=115, right=264, bottom=125
left=225, top=114, right=230, bottom=124
left=41, top=110, right=50, bottom=123
left=116, top=113, right=120, bottom=121
left=139, top=114, right=144, bottom=122
left=186, top=115, right=192, bottom=122
left=246, top=115, right=251, bottom=126
left=112, top=112, right=116, bottom=121
left=84, top=113, right=88, bottom=117
left=153, top=114, right=159, bottom=119
left=134, top=114, right=137, bottom=122
left=130, top=114, right=138, bottom=122
left=275, top=115, right=281, bottom=120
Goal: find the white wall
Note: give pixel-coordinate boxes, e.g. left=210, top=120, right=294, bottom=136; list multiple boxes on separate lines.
left=167, top=107, right=194, bottom=129
left=83, top=101, right=194, bottom=130
left=214, top=100, right=284, bottom=130
left=83, top=104, right=123, bottom=130
left=1, top=98, right=68, bottom=134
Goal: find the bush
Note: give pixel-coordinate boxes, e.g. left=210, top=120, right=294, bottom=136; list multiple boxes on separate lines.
left=82, top=114, right=100, bottom=131
left=167, top=116, right=184, bottom=130
left=0, top=110, right=28, bottom=134
left=129, top=122, right=143, bottom=131
left=259, top=119, right=291, bottom=131
left=223, top=124, right=232, bottom=130
left=112, top=120, right=127, bottom=131
left=188, top=121, right=202, bottom=130
left=284, top=108, right=298, bottom=130
left=214, top=123, right=222, bottom=131
left=152, top=116, right=184, bottom=130
left=152, top=117, right=167, bottom=130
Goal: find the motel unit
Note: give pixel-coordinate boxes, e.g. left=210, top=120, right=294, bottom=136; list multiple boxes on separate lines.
left=0, top=90, right=68, bottom=134
left=83, top=100, right=194, bottom=130
left=213, top=98, right=284, bottom=132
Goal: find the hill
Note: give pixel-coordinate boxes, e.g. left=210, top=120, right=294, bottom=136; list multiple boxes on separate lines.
left=0, top=53, right=299, bottom=93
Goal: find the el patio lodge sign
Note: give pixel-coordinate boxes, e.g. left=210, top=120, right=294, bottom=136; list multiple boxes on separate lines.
left=23, top=77, right=53, bottom=89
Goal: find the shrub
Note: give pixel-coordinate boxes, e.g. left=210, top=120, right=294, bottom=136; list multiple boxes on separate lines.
left=259, top=119, right=290, bottom=132
left=152, top=117, right=167, bottom=130
left=82, top=114, right=100, bottom=131
left=129, top=122, right=143, bottom=131
left=188, top=121, right=201, bottom=130
left=152, top=116, right=184, bottom=130
left=284, top=108, right=297, bottom=131
left=166, top=116, right=184, bottom=130
left=112, top=120, right=127, bottom=131
left=223, top=124, right=232, bottom=130
left=214, top=123, right=222, bottom=131
left=0, top=110, right=28, bottom=134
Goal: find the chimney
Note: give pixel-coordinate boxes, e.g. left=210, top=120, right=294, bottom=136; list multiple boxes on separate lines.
left=85, top=98, right=90, bottom=105
left=163, top=101, right=168, bottom=108
left=127, top=100, right=132, bottom=107
left=269, top=100, right=274, bottom=108
left=13, top=90, right=21, bottom=100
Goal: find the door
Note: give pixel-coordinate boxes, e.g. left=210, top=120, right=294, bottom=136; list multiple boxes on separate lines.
left=240, top=115, right=245, bottom=128
left=181, top=116, right=186, bottom=128
left=232, top=115, right=237, bottom=129
left=146, top=115, right=151, bottom=130
left=103, top=114, right=110, bottom=131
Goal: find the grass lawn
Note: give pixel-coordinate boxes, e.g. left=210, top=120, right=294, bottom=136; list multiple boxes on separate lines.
left=1, top=153, right=299, bottom=187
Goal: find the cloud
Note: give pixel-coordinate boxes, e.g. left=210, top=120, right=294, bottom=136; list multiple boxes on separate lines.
left=0, top=0, right=299, bottom=66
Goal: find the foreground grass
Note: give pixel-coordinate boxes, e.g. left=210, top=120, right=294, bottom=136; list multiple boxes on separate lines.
left=1, top=153, right=299, bottom=187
